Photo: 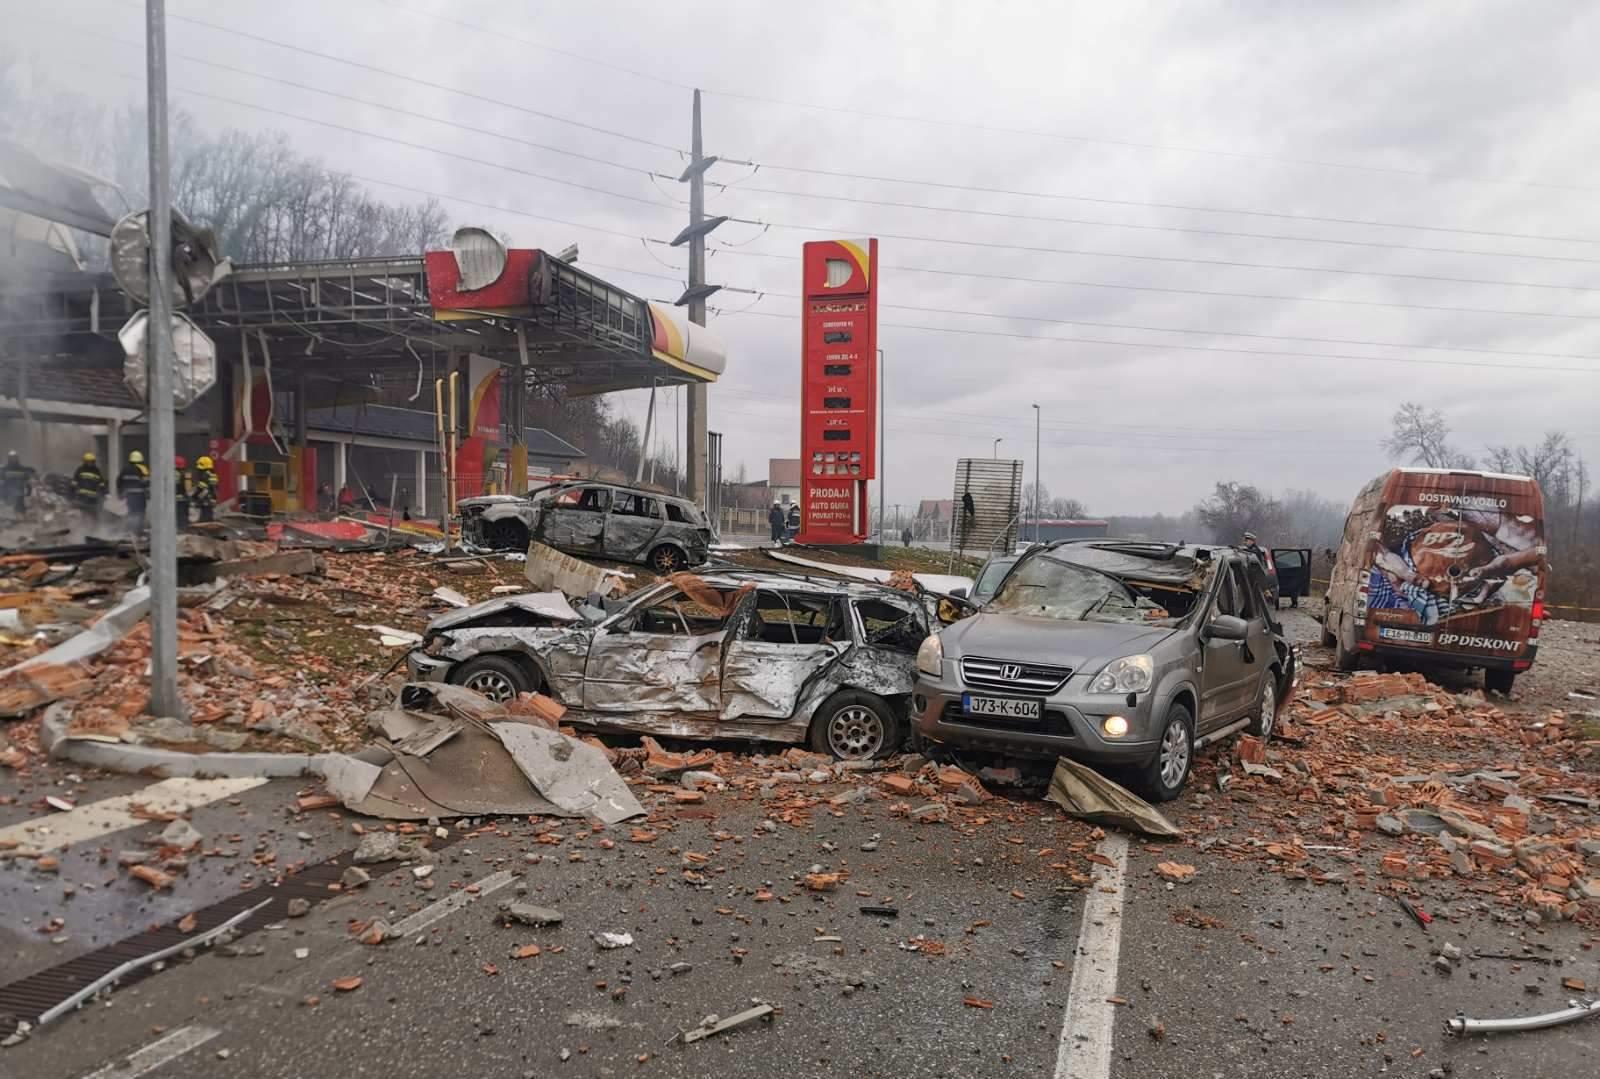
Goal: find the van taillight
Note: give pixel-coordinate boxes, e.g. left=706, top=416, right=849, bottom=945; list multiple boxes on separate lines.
left=1531, top=600, right=1545, bottom=622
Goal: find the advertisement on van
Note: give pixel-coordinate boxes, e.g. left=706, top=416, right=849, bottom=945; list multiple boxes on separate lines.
left=1363, top=495, right=1543, bottom=657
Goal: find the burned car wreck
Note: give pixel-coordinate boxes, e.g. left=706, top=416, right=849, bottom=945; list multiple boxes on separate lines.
left=405, top=570, right=937, bottom=759
left=459, top=481, right=713, bottom=572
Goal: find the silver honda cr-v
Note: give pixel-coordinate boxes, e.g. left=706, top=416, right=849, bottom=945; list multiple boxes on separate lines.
left=912, top=541, right=1296, bottom=800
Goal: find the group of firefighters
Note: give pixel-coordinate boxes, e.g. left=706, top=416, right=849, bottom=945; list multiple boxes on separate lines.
left=1, top=449, right=219, bottom=531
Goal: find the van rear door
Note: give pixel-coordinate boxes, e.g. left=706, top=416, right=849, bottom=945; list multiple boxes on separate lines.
left=1362, top=471, right=1544, bottom=664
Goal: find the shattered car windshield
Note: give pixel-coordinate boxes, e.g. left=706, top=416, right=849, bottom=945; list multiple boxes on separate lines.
left=988, top=553, right=1150, bottom=623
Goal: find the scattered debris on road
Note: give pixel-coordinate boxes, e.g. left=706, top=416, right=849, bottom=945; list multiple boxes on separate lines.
left=680, top=1004, right=776, bottom=1044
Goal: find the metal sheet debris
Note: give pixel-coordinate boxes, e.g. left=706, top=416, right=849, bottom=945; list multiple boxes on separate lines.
left=1, top=585, right=149, bottom=677
left=488, top=720, right=644, bottom=824
left=1044, top=756, right=1183, bottom=837
left=764, top=548, right=973, bottom=595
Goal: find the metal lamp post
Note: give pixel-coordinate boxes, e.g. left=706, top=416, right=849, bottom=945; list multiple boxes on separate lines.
left=992, top=437, right=1003, bottom=459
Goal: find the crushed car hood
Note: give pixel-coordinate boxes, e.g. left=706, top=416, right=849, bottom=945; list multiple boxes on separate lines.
left=427, top=591, right=582, bottom=631
left=941, top=613, right=1174, bottom=673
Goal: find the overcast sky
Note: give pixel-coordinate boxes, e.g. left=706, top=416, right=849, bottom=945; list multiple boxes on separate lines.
left=13, top=0, right=1600, bottom=515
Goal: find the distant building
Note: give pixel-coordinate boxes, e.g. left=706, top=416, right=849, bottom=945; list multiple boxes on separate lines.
left=767, top=457, right=801, bottom=506
left=1033, top=518, right=1110, bottom=542
left=917, top=499, right=954, bottom=521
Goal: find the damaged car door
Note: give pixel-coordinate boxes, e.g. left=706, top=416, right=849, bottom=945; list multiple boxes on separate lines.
left=582, top=585, right=732, bottom=714
left=538, top=485, right=610, bottom=554
left=1197, top=559, right=1267, bottom=728
left=721, top=589, right=848, bottom=720
left=604, top=491, right=667, bottom=562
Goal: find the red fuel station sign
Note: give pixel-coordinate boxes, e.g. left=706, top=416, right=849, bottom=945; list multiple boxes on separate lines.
left=797, top=239, right=878, bottom=544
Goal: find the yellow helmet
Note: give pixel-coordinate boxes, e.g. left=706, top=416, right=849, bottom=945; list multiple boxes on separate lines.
left=129, top=450, right=144, bottom=464
left=197, top=455, right=214, bottom=470
left=82, top=452, right=96, bottom=463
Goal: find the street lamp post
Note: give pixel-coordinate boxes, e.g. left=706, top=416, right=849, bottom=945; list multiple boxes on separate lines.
left=992, top=437, right=1003, bottom=459
left=1031, top=403, right=1041, bottom=543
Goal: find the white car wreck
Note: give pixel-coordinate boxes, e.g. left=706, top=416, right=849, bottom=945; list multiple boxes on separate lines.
left=404, top=570, right=938, bottom=759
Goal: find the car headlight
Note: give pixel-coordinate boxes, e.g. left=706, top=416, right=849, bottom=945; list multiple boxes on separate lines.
left=915, top=634, right=943, bottom=676
left=1088, top=654, right=1153, bottom=694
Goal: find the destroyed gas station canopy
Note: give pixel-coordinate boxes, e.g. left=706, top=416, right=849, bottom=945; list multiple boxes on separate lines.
left=1, top=225, right=728, bottom=402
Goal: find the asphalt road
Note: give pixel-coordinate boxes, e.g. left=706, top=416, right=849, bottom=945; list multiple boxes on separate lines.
left=4, top=730, right=1597, bottom=1078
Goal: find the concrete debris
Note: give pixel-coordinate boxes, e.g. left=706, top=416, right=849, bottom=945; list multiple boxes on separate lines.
left=431, top=586, right=471, bottom=609
left=351, top=831, right=433, bottom=865
left=681, top=1004, right=775, bottom=1044
left=155, top=819, right=203, bottom=851
left=911, top=803, right=949, bottom=824
left=564, top=1011, right=623, bottom=1031
left=502, top=903, right=564, bottom=927
left=593, top=931, right=633, bottom=949
left=286, top=898, right=311, bottom=918
left=339, top=866, right=371, bottom=890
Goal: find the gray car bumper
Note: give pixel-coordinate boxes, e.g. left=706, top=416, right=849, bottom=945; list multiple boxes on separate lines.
left=405, top=652, right=454, bottom=684
left=912, top=680, right=1158, bottom=763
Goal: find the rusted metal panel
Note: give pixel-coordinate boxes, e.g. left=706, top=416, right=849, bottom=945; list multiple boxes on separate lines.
left=950, top=458, right=1024, bottom=558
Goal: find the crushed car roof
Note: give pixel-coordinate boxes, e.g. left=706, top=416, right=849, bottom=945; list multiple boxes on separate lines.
left=1041, top=540, right=1224, bottom=589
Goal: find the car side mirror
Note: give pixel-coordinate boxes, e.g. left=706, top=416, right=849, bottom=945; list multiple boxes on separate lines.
left=1205, top=615, right=1249, bottom=641
left=949, top=587, right=969, bottom=599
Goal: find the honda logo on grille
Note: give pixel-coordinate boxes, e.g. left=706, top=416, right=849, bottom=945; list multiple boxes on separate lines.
left=1000, top=663, right=1023, bottom=680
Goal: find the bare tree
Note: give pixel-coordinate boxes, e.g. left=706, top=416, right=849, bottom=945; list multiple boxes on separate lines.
left=1383, top=402, right=1475, bottom=469
left=1048, top=496, right=1089, bottom=519
left=1194, top=482, right=1287, bottom=542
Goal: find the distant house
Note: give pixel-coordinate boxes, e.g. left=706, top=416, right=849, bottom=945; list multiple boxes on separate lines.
left=768, top=457, right=801, bottom=506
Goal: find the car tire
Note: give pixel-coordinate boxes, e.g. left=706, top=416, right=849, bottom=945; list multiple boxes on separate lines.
left=1333, top=615, right=1360, bottom=672
left=449, top=655, right=537, bottom=703
left=1484, top=669, right=1516, bottom=695
left=1246, top=667, right=1279, bottom=738
left=808, top=690, right=903, bottom=761
left=648, top=544, right=689, bottom=574
left=1134, top=702, right=1194, bottom=803
left=483, top=518, right=529, bottom=551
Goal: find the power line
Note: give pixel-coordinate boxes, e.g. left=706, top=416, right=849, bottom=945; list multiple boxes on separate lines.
left=713, top=182, right=1600, bottom=265
left=363, top=0, right=1591, bottom=196
left=596, top=259, right=1600, bottom=362
left=707, top=219, right=1600, bottom=293
left=156, top=79, right=681, bottom=216
left=736, top=162, right=1600, bottom=247
left=708, top=247, right=1600, bottom=323
left=31, top=15, right=669, bottom=180
left=167, top=12, right=684, bottom=152
left=719, top=308, right=1600, bottom=376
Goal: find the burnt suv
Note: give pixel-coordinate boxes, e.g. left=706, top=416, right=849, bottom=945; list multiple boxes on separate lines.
left=460, top=481, right=712, bottom=572
left=913, top=541, right=1297, bottom=800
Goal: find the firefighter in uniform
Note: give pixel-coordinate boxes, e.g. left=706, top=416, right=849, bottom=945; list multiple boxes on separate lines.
left=192, top=455, right=219, bottom=523
left=1, top=451, right=34, bottom=516
left=174, top=455, right=191, bottom=529
left=118, top=450, right=150, bottom=533
left=72, top=452, right=107, bottom=524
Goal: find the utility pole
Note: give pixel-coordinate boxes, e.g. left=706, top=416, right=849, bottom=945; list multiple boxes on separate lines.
left=684, top=91, right=709, bottom=508
left=145, top=0, right=180, bottom=718
left=1032, top=403, right=1041, bottom=544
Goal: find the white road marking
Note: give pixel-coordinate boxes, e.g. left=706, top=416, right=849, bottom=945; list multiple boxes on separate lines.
left=0, top=777, right=267, bottom=855
left=388, top=869, right=516, bottom=937
left=81, top=1025, right=221, bottom=1078
left=1054, top=833, right=1129, bottom=1079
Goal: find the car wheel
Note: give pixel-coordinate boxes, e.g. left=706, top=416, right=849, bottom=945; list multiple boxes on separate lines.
left=484, top=518, right=528, bottom=551
left=450, top=655, right=536, bottom=703
left=1484, top=669, right=1516, bottom=695
left=649, top=544, right=688, bottom=574
left=1246, top=669, right=1278, bottom=738
left=1333, top=615, right=1360, bottom=672
left=808, top=691, right=903, bottom=761
left=1134, top=703, right=1193, bottom=803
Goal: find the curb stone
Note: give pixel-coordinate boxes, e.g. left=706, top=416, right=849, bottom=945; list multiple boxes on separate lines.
left=40, top=703, right=327, bottom=779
